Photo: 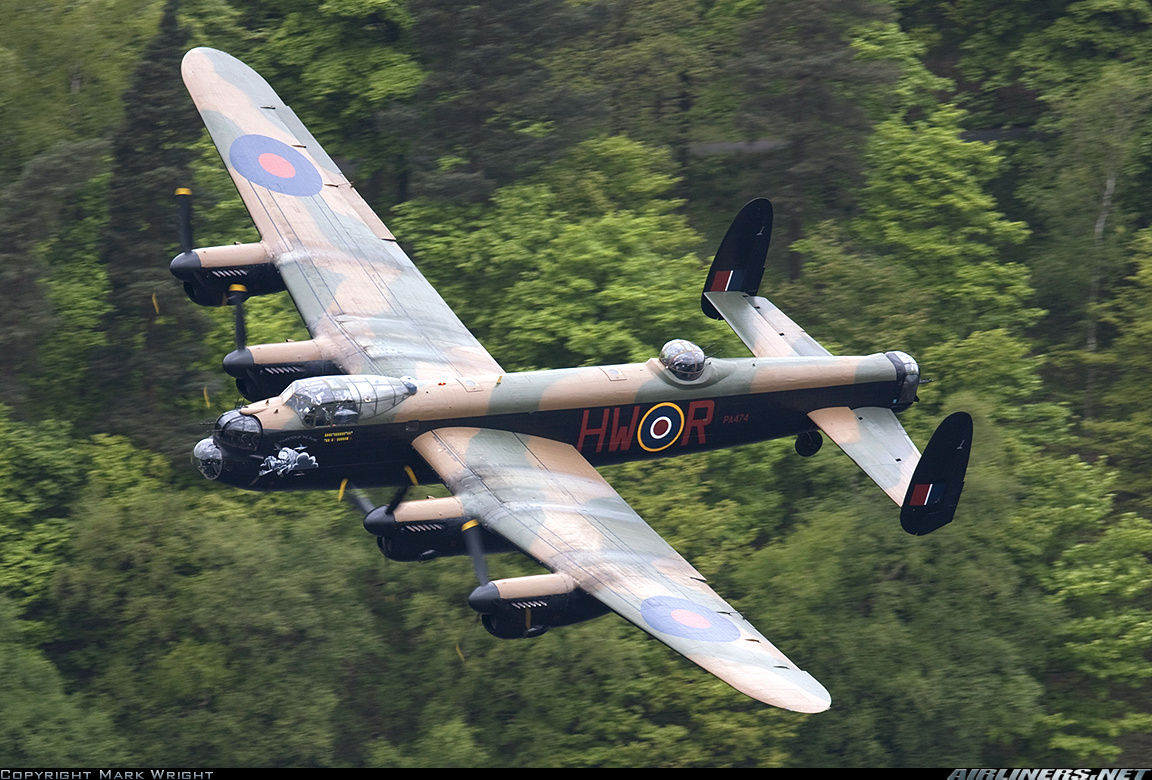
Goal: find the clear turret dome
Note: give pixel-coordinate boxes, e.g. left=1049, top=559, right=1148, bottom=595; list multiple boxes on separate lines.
left=659, top=339, right=706, bottom=381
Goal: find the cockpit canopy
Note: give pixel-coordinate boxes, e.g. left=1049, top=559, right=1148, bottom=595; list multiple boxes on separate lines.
left=659, top=339, right=706, bottom=381
left=281, top=375, right=416, bottom=427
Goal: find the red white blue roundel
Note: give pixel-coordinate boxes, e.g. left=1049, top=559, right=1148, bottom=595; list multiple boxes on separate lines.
left=640, top=596, right=740, bottom=642
left=228, top=134, right=323, bottom=196
left=638, top=402, right=685, bottom=452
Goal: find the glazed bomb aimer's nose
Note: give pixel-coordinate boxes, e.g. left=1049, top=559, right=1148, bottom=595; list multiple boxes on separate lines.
left=192, top=437, right=222, bottom=480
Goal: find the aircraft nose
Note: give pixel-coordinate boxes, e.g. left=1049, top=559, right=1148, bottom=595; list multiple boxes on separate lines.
left=214, top=409, right=262, bottom=450
left=193, top=438, right=223, bottom=480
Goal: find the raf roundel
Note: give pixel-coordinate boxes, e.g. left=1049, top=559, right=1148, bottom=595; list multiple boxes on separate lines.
left=638, top=402, right=685, bottom=452
left=640, top=596, right=741, bottom=642
left=228, top=134, right=323, bottom=197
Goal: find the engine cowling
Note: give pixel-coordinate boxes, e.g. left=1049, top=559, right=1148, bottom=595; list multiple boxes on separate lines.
left=363, top=499, right=518, bottom=562
left=171, top=242, right=284, bottom=306
left=468, top=573, right=611, bottom=639
left=224, top=341, right=343, bottom=402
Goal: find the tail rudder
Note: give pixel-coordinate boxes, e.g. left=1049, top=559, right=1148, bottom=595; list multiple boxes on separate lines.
left=900, top=412, right=973, bottom=535
left=704, top=198, right=830, bottom=358
left=702, top=198, right=773, bottom=319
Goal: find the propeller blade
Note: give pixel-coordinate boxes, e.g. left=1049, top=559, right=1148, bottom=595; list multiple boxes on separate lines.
left=175, top=187, right=193, bottom=254
left=462, top=520, right=489, bottom=586
left=228, top=284, right=248, bottom=351
left=386, top=484, right=411, bottom=514
left=357, top=482, right=412, bottom=537
left=345, top=473, right=488, bottom=584
left=339, top=479, right=376, bottom=515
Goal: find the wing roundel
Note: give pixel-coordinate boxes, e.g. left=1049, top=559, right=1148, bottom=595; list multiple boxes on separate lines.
left=180, top=47, right=503, bottom=381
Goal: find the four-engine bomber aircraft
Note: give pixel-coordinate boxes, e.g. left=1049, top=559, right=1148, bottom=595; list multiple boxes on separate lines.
left=174, top=47, right=971, bottom=714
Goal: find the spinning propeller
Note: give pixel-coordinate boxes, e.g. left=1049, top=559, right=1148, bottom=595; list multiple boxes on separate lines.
left=228, top=283, right=248, bottom=351
left=339, top=478, right=376, bottom=515
left=174, top=187, right=250, bottom=350
left=460, top=519, right=490, bottom=586
left=176, top=187, right=194, bottom=254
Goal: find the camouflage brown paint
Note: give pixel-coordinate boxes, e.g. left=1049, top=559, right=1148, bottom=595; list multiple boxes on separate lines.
left=414, top=427, right=832, bottom=712
left=182, top=47, right=501, bottom=380
left=177, top=47, right=951, bottom=714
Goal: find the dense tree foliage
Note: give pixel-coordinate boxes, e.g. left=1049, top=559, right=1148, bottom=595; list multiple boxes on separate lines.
left=1, top=0, right=1151, bottom=768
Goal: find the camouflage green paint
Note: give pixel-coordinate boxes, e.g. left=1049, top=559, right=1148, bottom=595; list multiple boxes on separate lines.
left=182, top=47, right=502, bottom=380
left=178, top=47, right=962, bottom=714
left=243, top=353, right=899, bottom=433
left=415, top=427, right=832, bottom=712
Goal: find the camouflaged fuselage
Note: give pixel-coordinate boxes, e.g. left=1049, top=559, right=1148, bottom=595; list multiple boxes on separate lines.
left=206, top=352, right=906, bottom=490
left=176, top=47, right=975, bottom=712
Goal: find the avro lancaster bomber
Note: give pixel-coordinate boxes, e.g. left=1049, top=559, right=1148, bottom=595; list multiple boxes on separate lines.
left=174, top=47, right=971, bottom=714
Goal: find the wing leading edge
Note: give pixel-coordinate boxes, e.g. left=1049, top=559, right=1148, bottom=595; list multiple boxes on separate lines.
left=412, top=426, right=831, bottom=713
left=180, top=47, right=502, bottom=380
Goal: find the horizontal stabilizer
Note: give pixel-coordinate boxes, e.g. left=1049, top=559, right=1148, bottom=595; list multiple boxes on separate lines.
left=706, top=291, right=831, bottom=359
left=808, top=406, right=920, bottom=504
left=900, top=412, right=972, bottom=536
left=702, top=198, right=773, bottom=319
left=703, top=198, right=833, bottom=358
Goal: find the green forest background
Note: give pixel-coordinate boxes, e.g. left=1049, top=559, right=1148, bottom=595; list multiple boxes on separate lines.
left=2, top=0, right=1152, bottom=767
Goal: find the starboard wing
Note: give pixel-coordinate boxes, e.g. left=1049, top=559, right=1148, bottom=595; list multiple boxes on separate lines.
left=411, top=426, right=832, bottom=713
left=180, top=47, right=502, bottom=380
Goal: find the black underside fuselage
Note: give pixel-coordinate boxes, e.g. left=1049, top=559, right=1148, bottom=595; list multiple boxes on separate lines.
left=207, top=377, right=899, bottom=491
